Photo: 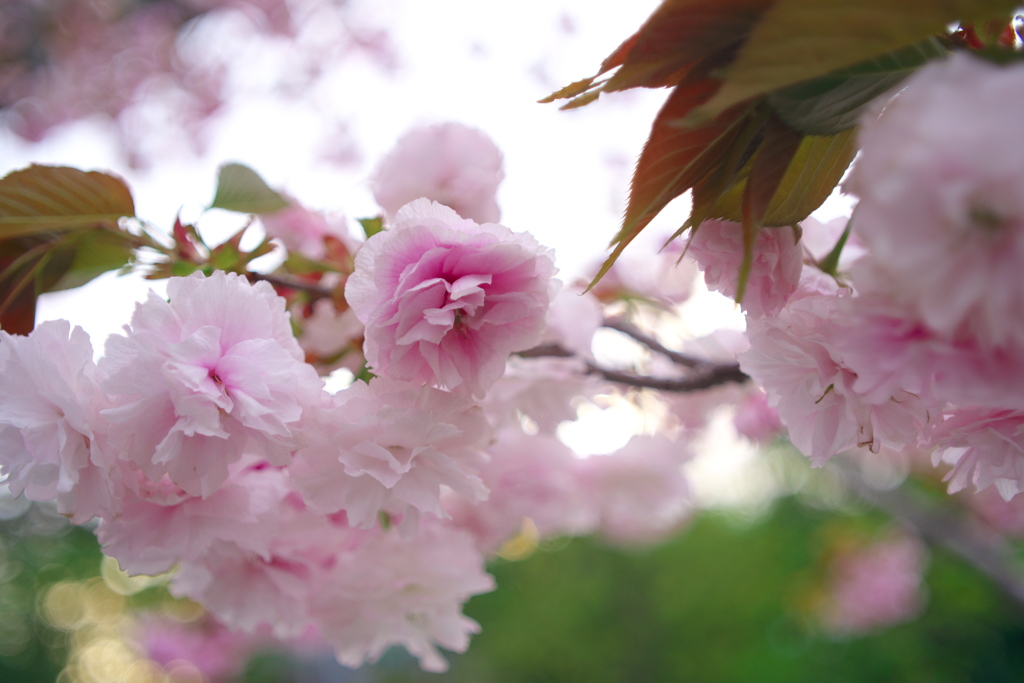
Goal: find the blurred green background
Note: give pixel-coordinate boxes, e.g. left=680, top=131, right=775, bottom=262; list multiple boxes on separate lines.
left=3, top=460, right=1024, bottom=683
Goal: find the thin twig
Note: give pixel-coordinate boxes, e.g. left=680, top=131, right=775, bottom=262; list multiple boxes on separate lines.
left=584, top=361, right=748, bottom=392
left=602, top=316, right=709, bottom=369
left=516, top=343, right=749, bottom=392
left=248, top=272, right=335, bottom=299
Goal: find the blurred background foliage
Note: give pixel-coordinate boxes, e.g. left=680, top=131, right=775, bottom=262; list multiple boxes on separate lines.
left=3, top=446, right=1023, bottom=683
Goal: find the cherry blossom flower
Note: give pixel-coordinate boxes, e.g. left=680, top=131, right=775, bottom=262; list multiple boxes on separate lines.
left=97, top=462, right=290, bottom=576
left=345, top=199, right=557, bottom=397
left=170, top=494, right=358, bottom=640
left=846, top=53, right=1024, bottom=348
left=446, top=428, right=593, bottom=553
left=575, top=434, right=693, bottom=545
left=927, top=408, right=1024, bottom=500
left=295, top=298, right=365, bottom=372
left=138, top=614, right=262, bottom=683
left=259, top=200, right=353, bottom=260
left=0, top=320, right=121, bottom=523
left=687, top=219, right=803, bottom=318
left=290, top=378, right=491, bottom=531
left=739, top=295, right=926, bottom=465
left=172, top=540, right=319, bottom=639
left=481, top=356, right=604, bottom=435
left=312, top=520, right=494, bottom=673
left=98, top=271, right=325, bottom=497
left=372, top=122, right=505, bottom=223
left=733, top=390, right=784, bottom=444
left=838, top=287, right=1024, bottom=412
left=817, top=532, right=928, bottom=635
left=541, top=284, right=603, bottom=358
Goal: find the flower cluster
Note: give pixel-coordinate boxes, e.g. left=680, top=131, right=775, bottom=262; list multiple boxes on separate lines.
left=0, top=123, right=699, bottom=671
left=732, top=53, right=1024, bottom=499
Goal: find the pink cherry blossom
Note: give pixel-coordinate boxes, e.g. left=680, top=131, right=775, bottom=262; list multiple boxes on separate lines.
left=687, top=219, right=803, bottom=318
left=312, top=520, right=494, bottom=673
left=446, top=428, right=594, bottom=553
left=575, top=434, right=693, bottom=545
left=138, top=613, right=259, bottom=682
left=98, top=271, right=325, bottom=497
left=372, top=122, right=505, bottom=223
left=259, top=200, right=353, bottom=260
left=817, top=532, right=928, bottom=635
left=481, top=356, right=604, bottom=434
left=732, top=389, right=784, bottom=444
left=172, top=540, right=318, bottom=639
left=837, top=286, right=1024, bottom=412
left=97, top=463, right=290, bottom=576
left=846, top=53, right=1024, bottom=348
left=290, top=378, right=491, bottom=531
left=963, top=486, right=1024, bottom=538
left=541, top=284, right=603, bottom=358
left=0, top=320, right=121, bottom=523
left=927, top=408, right=1024, bottom=500
left=345, top=199, right=557, bottom=397
left=739, top=294, right=927, bottom=465
left=170, top=494, right=358, bottom=640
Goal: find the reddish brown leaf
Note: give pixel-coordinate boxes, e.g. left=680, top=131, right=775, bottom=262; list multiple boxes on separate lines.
left=588, top=79, right=757, bottom=288
left=0, top=165, right=135, bottom=238
left=0, top=239, right=40, bottom=334
left=736, top=116, right=803, bottom=301
left=544, top=0, right=775, bottom=107
left=604, top=0, right=776, bottom=93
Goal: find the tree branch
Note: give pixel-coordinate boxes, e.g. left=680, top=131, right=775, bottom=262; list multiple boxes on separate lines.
left=602, top=316, right=709, bottom=369
left=583, top=361, right=748, bottom=392
left=248, top=272, right=335, bottom=299
left=516, top=343, right=749, bottom=392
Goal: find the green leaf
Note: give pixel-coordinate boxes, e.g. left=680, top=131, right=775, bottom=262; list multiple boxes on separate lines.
left=538, top=76, right=599, bottom=103
left=170, top=261, right=202, bottom=277
left=761, top=129, right=857, bottom=226
left=358, top=216, right=384, bottom=239
left=690, top=0, right=1019, bottom=122
left=767, top=37, right=948, bottom=135
left=703, top=127, right=858, bottom=227
left=284, top=252, right=341, bottom=276
left=46, top=231, right=136, bottom=292
left=0, top=165, right=135, bottom=238
left=816, top=216, right=852, bottom=276
left=210, top=163, right=289, bottom=214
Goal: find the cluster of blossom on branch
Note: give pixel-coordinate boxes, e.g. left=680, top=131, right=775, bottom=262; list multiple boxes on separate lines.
left=4, top=1, right=1024, bottom=671
left=0, top=123, right=713, bottom=671
left=737, top=54, right=1024, bottom=499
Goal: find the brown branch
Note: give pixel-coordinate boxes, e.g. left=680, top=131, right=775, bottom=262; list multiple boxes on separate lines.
left=247, top=272, right=335, bottom=299
left=584, top=361, right=748, bottom=392
left=602, top=316, right=708, bottom=369
left=516, top=343, right=749, bottom=392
